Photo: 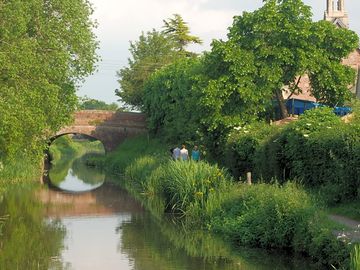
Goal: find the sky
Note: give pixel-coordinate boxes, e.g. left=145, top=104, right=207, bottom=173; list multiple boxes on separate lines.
left=77, top=0, right=360, bottom=104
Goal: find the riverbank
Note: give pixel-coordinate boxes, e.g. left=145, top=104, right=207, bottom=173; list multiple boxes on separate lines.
left=93, top=135, right=356, bottom=269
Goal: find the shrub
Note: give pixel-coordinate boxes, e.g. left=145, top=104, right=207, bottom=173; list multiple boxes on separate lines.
left=224, top=122, right=278, bottom=180
left=209, top=182, right=350, bottom=268
left=224, top=107, right=360, bottom=203
left=210, top=182, right=316, bottom=248
left=279, top=108, right=360, bottom=202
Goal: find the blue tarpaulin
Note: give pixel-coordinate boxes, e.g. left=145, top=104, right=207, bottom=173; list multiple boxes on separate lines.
left=286, top=99, right=351, bottom=116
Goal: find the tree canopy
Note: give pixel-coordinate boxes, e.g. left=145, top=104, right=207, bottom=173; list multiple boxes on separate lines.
left=163, top=14, right=203, bottom=52
left=115, top=29, right=179, bottom=109
left=0, top=0, right=98, bottom=162
left=116, top=15, right=202, bottom=109
left=78, top=96, right=119, bottom=111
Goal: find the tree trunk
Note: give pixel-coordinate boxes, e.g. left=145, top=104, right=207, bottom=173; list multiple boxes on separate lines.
left=275, top=89, right=288, bottom=119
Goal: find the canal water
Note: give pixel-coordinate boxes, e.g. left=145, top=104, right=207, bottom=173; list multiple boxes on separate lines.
left=0, top=152, right=318, bottom=270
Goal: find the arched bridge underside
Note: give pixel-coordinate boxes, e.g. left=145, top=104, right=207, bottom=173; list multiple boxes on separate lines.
left=54, top=110, right=147, bottom=152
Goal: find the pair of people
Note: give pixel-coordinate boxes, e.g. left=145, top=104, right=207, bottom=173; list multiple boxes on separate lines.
left=172, top=145, right=200, bottom=161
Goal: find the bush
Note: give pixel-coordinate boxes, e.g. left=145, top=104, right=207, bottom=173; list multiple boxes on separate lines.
left=224, top=107, right=360, bottom=203
left=209, top=182, right=350, bottom=268
left=279, top=108, right=360, bottom=202
left=210, top=182, right=316, bottom=248
left=224, top=122, right=278, bottom=180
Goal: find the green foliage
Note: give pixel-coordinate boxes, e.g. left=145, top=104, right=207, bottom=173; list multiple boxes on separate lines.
left=350, top=244, right=360, bottom=270
left=49, top=136, right=82, bottom=165
left=116, top=29, right=179, bottom=109
left=308, top=21, right=359, bottom=106
left=143, top=57, right=202, bottom=142
left=329, top=200, right=360, bottom=221
left=140, top=0, right=358, bottom=160
left=0, top=0, right=98, bottom=164
left=102, top=136, right=351, bottom=268
left=224, top=122, right=278, bottom=179
left=209, top=182, right=350, bottom=268
left=223, top=107, right=360, bottom=203
left=279, top=108, right=360, bottom=203
left=163, top=14, right=202, bottom=53
left=48, top=135, right=105, bottom=186
left=78, top=96, right=119, bottom=111
left=0, top=157, right=41, bottom=194
left=159, top=161, right=231, bottom=218
left=210, top=182, right=315, bottom=248
left=103, top=135, right=169, bottom=175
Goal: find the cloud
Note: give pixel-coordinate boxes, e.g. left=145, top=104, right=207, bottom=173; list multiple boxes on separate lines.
left=90, top=0, right=237, bottom=49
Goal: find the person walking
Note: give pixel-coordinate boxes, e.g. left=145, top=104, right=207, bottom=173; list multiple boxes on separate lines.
left=172, top=146, right=181, bottom=160
left=191, top=145, right=200, bottom=161
left=180, top=144, right=189, bottom=161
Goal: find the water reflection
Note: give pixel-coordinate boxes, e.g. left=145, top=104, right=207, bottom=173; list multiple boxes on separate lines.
left=49, top=153, right=105, bottom=192
left=42, top=146, right=317, bottom=270
left=3, top=184, right=306, bottom=270
left=0, top=188, right=65, bottom=270
left=119, top=213, right=317, bottom=270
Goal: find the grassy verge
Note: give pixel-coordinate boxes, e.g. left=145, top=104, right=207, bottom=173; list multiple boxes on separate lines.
left=95, top=135, right=354, bottom=269
left=0, top=157, right=42, bottom=194
left=328, top=200, right=360, bottom=221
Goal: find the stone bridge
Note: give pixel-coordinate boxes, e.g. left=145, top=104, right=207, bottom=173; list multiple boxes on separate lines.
left=53, top=110, right=147, bottom=152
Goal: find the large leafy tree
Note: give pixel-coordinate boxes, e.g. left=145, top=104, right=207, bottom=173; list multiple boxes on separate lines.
left=0, top=0, right=98, bottom=162
left=204, top=0, right=358, bottom=119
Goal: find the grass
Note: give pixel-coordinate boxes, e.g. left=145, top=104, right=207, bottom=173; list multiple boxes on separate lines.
left=0, top=157, right=42, bottom=194
left=328, top=200, right=360, bottom=221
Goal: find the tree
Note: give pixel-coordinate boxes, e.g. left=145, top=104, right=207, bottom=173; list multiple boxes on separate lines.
left=116, top=15, right=202, bottom=110
left=163, top=14, right=203, bottom=53
left=116, top=29, right=179, bottom=109
left=206, top=0, right=358, bottom=119
left=78, top=96, right=119, bottom=111
left=0, top=0, right=98, bottom=162
left=143, top=57, right=202, bottom=141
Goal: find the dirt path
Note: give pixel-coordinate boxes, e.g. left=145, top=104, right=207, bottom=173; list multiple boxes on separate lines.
left=329, top=214, right=360, bottom=242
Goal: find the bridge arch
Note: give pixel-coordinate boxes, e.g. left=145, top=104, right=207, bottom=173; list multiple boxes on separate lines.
left=54, top=110, right=147, bottom=152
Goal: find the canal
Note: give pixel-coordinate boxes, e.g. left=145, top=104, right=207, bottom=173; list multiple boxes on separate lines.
left=0, top=149, right=318, bottom=269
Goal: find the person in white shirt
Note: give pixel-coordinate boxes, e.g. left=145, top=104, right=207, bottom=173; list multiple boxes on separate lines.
left=180, top=144, right=189, bottom=161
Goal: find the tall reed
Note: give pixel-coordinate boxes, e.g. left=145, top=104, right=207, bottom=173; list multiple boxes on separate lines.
left=351, top=244, right=360, bottom=270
